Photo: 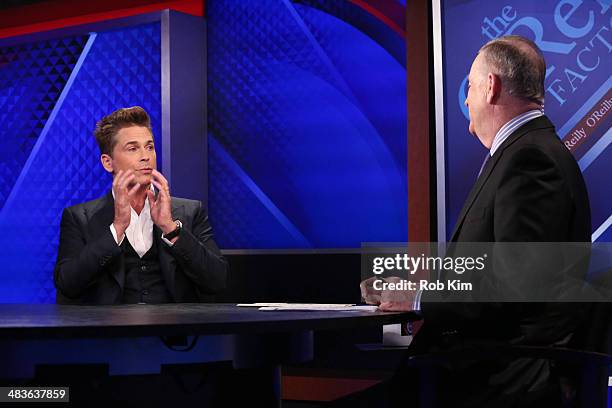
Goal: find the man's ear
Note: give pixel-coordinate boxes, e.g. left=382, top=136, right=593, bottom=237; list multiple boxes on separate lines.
left=101, top=154, right=113, bottom=174
left=486, top=72, right=502, bottom=104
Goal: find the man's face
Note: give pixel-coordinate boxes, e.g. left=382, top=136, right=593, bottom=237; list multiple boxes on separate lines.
left=464, top=54, right=489, bottom=142
left=101, top=126, right=157, bottom=187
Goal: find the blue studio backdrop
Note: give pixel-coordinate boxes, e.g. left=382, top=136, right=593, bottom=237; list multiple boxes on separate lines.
left=207, top=0, right=407, bottom=249
left=440, top=0, right=611, bottom=242
left=0, top=22, right=162, bottom=303
left=0, top=1, right=408, bottom=303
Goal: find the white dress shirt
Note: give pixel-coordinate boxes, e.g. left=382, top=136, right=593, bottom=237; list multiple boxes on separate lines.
left=109, top=187, right=174, bottom=258
left=490, top=109, right=544, bottom=157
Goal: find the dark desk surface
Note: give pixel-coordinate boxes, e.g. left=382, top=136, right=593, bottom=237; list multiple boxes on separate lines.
left=0, top=303, right=416, bottom=339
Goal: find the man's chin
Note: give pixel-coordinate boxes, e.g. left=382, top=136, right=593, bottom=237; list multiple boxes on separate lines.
left=468, top=127, right=484, bottom=144
left=468, top=123, right=476, bottom=137
left=130, top=177, right=152, bottom=190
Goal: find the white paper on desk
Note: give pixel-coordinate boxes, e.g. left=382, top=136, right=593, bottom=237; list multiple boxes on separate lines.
left=236, top=303, right=356, bottom=308
left=256, top=305, right=379, bottom=312
left=236, top=303, right=294, bottom=307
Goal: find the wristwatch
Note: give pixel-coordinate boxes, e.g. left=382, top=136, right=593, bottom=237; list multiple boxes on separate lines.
left=163, top=219, right=182, bottom=240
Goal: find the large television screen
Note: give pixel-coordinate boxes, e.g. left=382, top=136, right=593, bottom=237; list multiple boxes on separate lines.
left=436, top=0, right=611, bottom=242
left=207, top=0, right=408, bottom=250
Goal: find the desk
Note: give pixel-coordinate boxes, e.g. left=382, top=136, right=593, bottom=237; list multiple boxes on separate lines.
left=0, top=304, right=414, bottom=406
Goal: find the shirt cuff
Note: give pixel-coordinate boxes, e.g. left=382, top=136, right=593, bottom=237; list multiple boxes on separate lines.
left=109, top=224, right=125, bottom=246
left=160, top=234, right=175, bottom=247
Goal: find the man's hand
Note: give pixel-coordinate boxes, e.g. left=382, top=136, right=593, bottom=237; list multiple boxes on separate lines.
left=360, top=276, right=416, bottom=312
left=112, top=169, right=139, bottom=238
left=360, top=276, right=382, bottom=305
left=380, top=276, right=416, bottom=311
left=147, top=169, right=176, bottom=238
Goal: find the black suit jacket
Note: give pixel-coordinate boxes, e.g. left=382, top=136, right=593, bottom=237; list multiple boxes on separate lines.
left=54, top=192, right=228, bottom=305
left=413, top=115, right=591, bottom=345
left=406, top=115, right=592, bottom=404
left=449, top=115, right=590, bottom=244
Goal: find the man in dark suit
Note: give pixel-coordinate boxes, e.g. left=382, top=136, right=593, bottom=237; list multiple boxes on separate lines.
left=54, top=106, right=227, bottom=304
left=360, top=35, right=591, bottom=407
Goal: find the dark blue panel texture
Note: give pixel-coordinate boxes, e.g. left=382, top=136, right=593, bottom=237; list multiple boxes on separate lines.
left=0, top=23, right=161, bottom=303
left=207, top=0, right=407, bottom=249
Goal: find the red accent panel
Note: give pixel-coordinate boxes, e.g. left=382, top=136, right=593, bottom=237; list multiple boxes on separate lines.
left=0, top=0, right=204, bottom=39
left=282, top=375, right=381, bottom=402
left=348, top=0, right=405, bottom=37
left=406, top=1, right=431, bottom=242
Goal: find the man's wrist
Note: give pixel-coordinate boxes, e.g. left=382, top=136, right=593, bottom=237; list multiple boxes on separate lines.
left=161, top=220, right=182, bottom=245
left=160, top=220, right=179, bottom=235
left=109, top=223, right=125, bottom=245
left=112, top=221, right=128, bottom=238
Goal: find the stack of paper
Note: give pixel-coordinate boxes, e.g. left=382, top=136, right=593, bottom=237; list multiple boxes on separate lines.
left=236, top=303, right=378, bottom=312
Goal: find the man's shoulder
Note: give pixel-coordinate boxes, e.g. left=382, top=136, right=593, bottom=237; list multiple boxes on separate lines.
left=64, top=194, right=110, bottom=215
left=171, top=196, right=203, bottom=213
left=498, top=114, right=554, bottom=150
left=498, top=115, right=564, bottom=160
left=505, top=122, right=573, bottom=165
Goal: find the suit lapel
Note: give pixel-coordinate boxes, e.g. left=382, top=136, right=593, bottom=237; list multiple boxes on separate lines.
left=85, top=192, right=126, bottom=289
left=156, top=198, right=185, bottom=301
left=449, top=116, right=555, bottom=242
left=86, top=192, right=115, bottom=233
left=449, top=150, right=502, bottom=242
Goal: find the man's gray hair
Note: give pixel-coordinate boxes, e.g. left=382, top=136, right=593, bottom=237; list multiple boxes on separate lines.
left=479, top=35, right=546, bottom=105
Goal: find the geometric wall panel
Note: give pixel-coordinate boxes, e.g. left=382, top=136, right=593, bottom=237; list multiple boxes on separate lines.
left=0, top=23, right=161, bottom=303
left=0, top=35, right=88, bottom=210
left=208, top=0, right=407, bottom=249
